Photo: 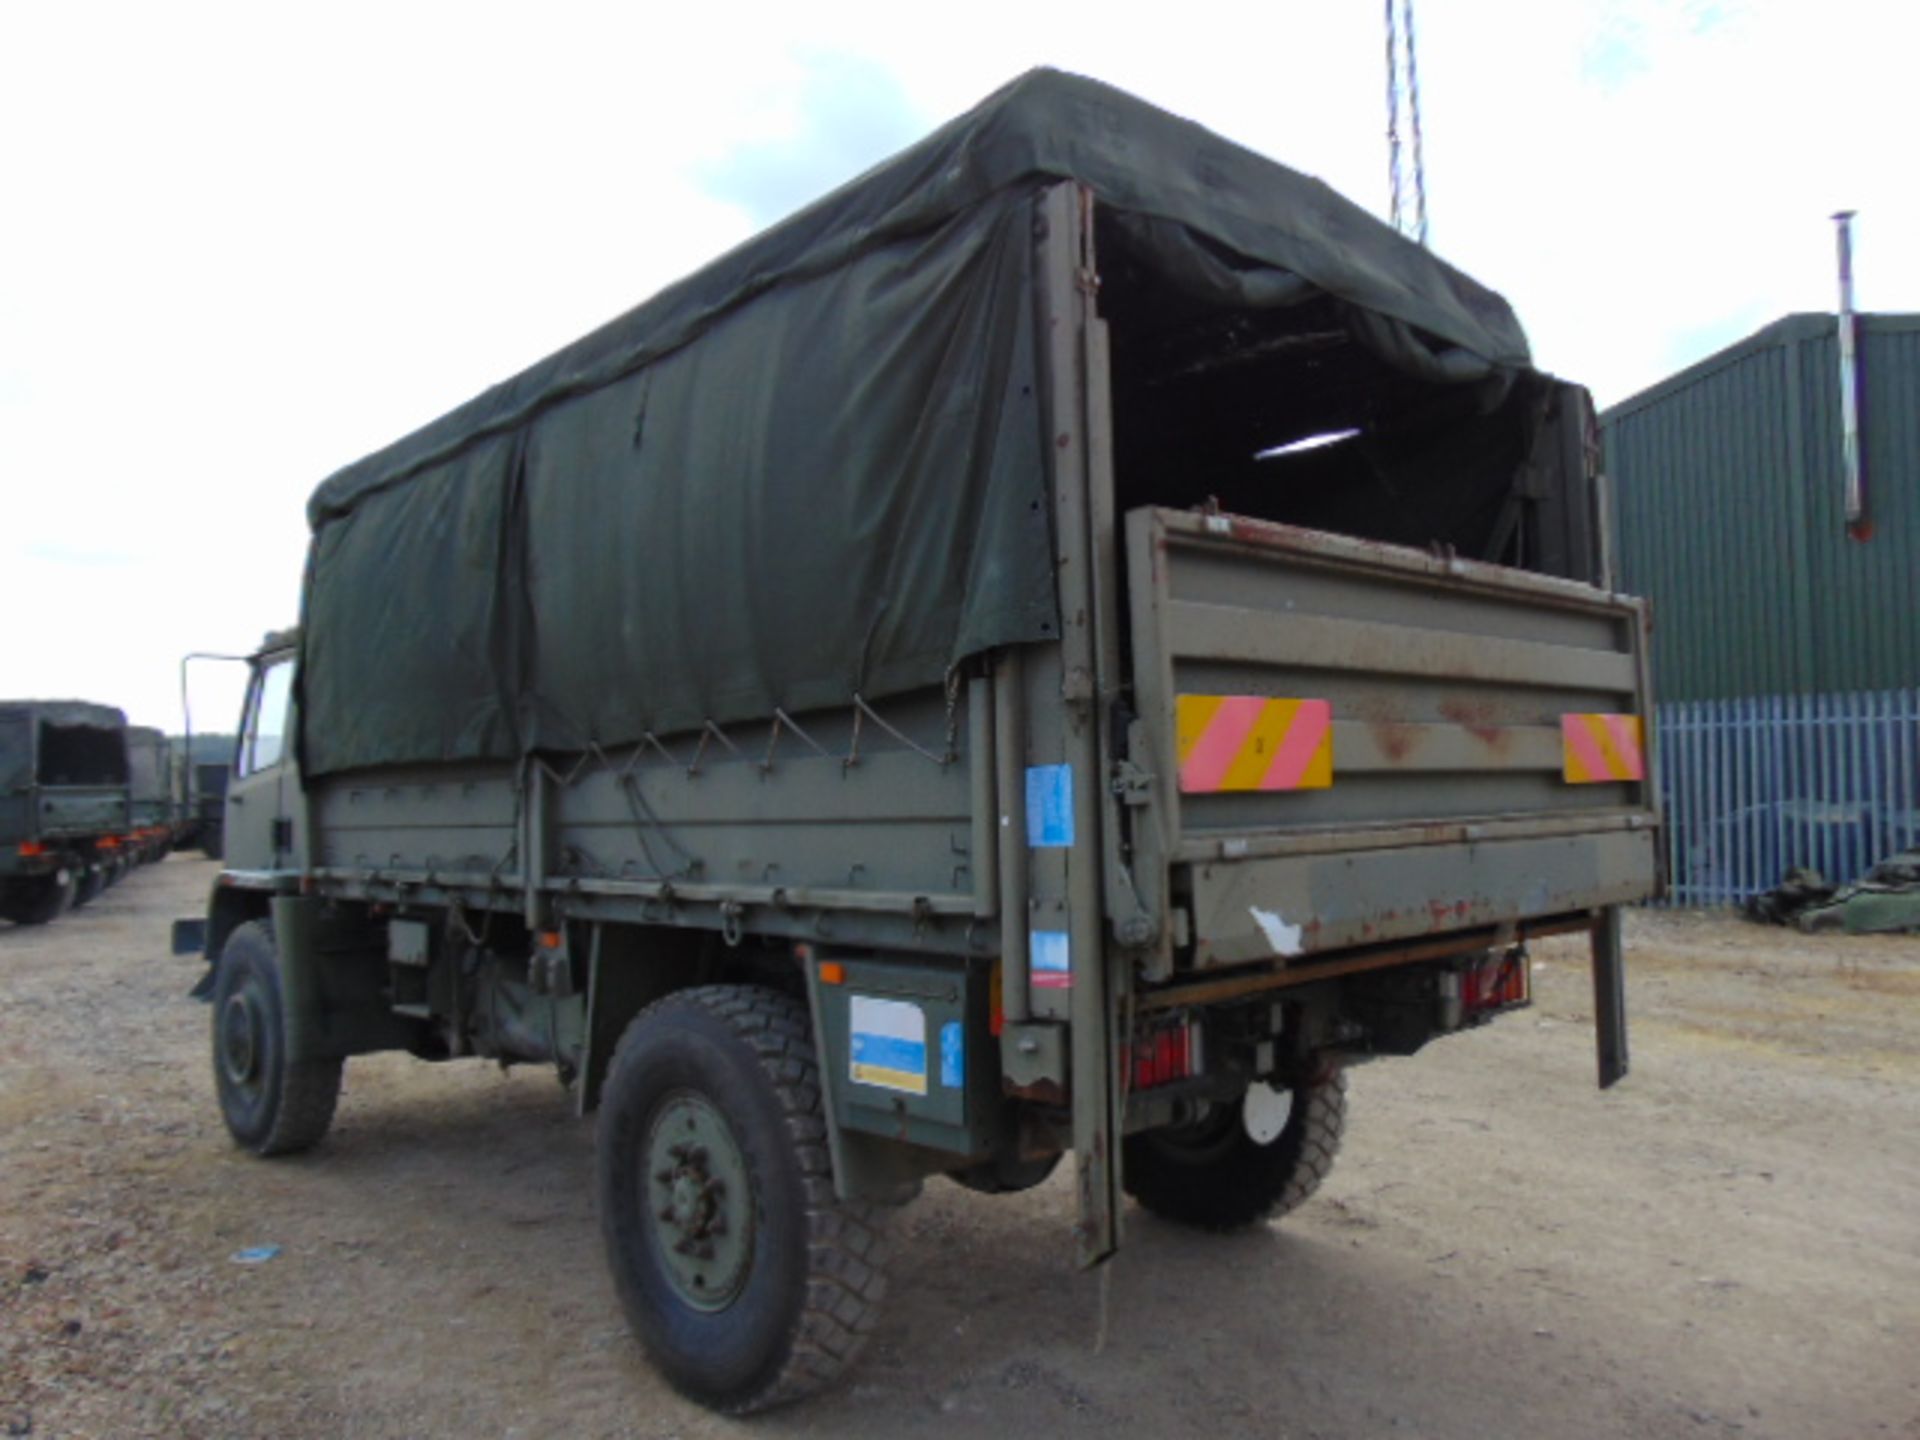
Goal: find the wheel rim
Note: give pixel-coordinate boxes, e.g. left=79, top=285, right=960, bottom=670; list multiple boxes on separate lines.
left=644, top=1092, right=753, bottom=1313
left=1144, top=1097, right=1255, bottom=1166
left=220, top=988, right=266, bottom=1093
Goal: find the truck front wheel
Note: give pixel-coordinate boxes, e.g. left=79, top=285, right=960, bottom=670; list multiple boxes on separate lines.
left=1123, top=1070, right=1347, bottom=1231
left=596, top=985, right=892, bottom=1414
left=211, top=919, right=343, bottom=1156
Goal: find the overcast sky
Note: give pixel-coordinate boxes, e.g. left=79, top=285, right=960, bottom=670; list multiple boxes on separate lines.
left=2, top=0, right=1912, bottom=733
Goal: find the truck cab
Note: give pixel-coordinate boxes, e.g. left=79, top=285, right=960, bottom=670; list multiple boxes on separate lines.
left=224, top=633, right=301, bottom=874
left=173, top=631, right=302, bottom=974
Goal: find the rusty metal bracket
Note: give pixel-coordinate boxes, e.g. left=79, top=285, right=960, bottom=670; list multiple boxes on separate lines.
left=1109, top=759, right=1154, bottom=807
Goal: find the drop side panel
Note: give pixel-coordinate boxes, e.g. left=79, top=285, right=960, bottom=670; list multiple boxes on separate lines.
left=1126, top=507, right=1659, bottom=969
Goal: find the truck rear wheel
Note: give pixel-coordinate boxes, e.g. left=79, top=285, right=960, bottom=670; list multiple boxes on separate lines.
left=0, top=872, right=74, bottom=927
left=71, top=863, right=104, bottom=909
left=211, top=919, right=343, bottom=1156
left=596, top=985, right=892, bottom=1414
left=1123, top=1070, right=1347, bottom=1231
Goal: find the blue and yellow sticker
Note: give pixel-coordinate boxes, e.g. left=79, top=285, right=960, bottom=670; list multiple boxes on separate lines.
left=849, top=995, right=928, bottom=1096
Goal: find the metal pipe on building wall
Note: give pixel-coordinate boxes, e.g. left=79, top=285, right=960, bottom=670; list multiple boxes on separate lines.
left=1833, top=210, right=1866, bottom=533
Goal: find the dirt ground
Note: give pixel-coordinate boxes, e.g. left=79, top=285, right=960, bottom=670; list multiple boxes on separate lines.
left=2, top=856, right=1916, bottom=1440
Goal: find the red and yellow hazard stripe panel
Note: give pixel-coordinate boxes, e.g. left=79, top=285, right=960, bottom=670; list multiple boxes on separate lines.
left=1176, top=695, right=1333, bottom=794
left=1561, top=713, right=1646, bottom=783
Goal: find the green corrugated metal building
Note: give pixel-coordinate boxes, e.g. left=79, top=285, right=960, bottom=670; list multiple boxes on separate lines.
left=1601, top=313, right=1920, bottom=703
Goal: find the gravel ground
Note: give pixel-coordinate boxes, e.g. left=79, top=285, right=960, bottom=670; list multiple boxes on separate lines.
left=2, top=855, right=1916, bottom=1439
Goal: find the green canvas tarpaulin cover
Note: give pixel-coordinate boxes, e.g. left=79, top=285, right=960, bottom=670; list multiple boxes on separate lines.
left=0, top=701, right=129, bottom=792
left=0, top=711, right=29, bottom=796
left=127, top=726, right=169, bottom=805
left=299, top=67, right=1533, bottom=777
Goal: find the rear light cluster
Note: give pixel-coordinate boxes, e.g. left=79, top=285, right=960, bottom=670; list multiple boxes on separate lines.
left=1461, top=951, right=1530, bottom=1014
left=1123, top=1019, right=1203, bottom=1091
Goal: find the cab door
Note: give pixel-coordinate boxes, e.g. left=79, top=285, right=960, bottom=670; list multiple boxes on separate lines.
left=226, top=651, right=296, bottom=871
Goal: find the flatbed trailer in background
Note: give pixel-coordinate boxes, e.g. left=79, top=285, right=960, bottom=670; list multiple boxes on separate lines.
left=179, top=69, right=1658, bottom=1414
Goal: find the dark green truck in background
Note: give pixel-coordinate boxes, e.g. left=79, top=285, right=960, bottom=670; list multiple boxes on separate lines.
left=178, top=70, right=1658, bottom=1412
left=1, top=700, right=132, bottom=924
left=126, top=724, right=183, bottom=863
left=191, top=763, right=228, bottom=859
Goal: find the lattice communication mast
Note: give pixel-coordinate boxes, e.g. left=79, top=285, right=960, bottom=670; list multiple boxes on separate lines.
left=1384, top=0, right=1429, bottom=245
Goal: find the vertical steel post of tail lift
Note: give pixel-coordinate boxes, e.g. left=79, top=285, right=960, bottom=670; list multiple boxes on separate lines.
left=993, top=657, right=1030, bottom=1025
left=1591, top=906, right=1629, bottom=1089
left=969, top=672, right=999, bottom=923
left=1037, top=181, right=1121, bottom=1267
left=1833, top=211, right=1865, bottom=531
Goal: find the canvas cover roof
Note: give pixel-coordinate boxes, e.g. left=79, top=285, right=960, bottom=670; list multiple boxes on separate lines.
left=0, top=702, right=128, bottom=794
left=299, top=68, right=1535, bottom=776
left=126, top=725, right=170, bottom=803
left=0, top=701, right=128, bottom=731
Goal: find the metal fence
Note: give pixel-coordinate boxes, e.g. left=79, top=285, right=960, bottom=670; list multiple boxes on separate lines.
left=1657, top=688, right=1920, bottom=906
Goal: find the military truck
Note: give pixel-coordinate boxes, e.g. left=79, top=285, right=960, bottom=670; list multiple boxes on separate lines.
left=178, top=70, right=1657, bottom=1412
left=126, top=725, right=180, bottom=862
left=185, top=759, right=230, bottom=859
left=2, top=700, right=133, bottom=924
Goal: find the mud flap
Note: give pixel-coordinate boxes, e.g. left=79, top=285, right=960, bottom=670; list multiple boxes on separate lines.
left=1591, top=906, right=1629, bottom=1088
left=172, top=917, right=218, bottom=1002
left=268, top=895, right=414, bottom=1060
left=269, top=895, right=330, bottom=1063
left=800, top=956, right=931, bottom=1207
left=1071, top=977, right=1124, bottom=1268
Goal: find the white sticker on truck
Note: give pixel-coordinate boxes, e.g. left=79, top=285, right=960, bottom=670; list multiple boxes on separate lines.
left=1030, top=930, right=1072, bottom=989
left=1249, top=906, right=1304, bottom=957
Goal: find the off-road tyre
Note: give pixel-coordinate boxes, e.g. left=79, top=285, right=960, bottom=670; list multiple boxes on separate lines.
left=0, top=873, right=74, bottom=927
left=1124, top=1070, right=1347, bottom=1232
left=211, top=919, right=342, bottom=1156
left=71, top=863, right=104, bottom=909
left=596, top=985, right=892, bottom=1414
left=948, top=1151, right=1062, bottom=1195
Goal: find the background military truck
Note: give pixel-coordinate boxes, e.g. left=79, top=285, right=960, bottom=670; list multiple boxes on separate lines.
left=185, top=756, right=231, bottom=859
left=126, top=724, right=180, bottom=863
left=1, top=700, right=132, bottom=924
left=170, top=653, right=239, bottom=858
left=179, top=71, right=1658, bottom=1413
